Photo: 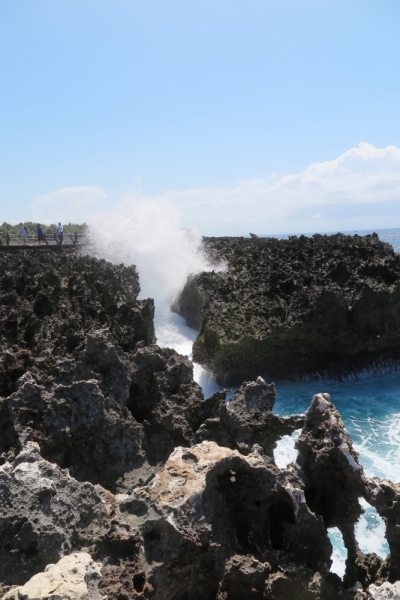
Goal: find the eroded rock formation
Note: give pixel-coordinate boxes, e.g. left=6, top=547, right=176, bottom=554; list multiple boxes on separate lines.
left=1, top=248, right=399, bottom=600
left=0, top=442, right=112, bottom=586
left=0, top=251, right=155, bottom=397
left=194, top=376, right=304, bottom=457
left=174, top=233, right=400, bottom=384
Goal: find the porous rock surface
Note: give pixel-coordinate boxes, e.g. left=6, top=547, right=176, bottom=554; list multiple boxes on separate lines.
left=2, top=249, right=400, bottom=599
left=194, top=376, right=304, bottom=457
left=0, top=250, right=155, bottom=397
left=367, top=581, right=400, bottom=599
left=3, top=553, right=104, bottom=600
left=174, top=234, right=400, bottom=384
left=0, top=442, right=113, bottom=586
left=296, top=394, right=388, bottom=590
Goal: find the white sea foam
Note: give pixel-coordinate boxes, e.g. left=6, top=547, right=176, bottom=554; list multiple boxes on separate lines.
left=351, top=413, right=400, bottom=481
left=328, top=528, right=347, bottom=578
left=87, top=196, right=225, bottom=364
left=328, top=500, right=389, bottom=580
left=274, top=429, right=300, bottom=469
left=87, top=197, right=228, bottom=398
left=355, top=498, right=389, bottom=559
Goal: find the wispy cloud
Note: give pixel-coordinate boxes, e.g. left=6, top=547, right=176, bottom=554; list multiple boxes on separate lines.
left=148, top=142, right=400, bottom=234
left=32, top=186, right=107, bottom=224
left=30, top=143, right=400, bottom=234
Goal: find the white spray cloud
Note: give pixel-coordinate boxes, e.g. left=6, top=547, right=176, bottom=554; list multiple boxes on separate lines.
left=158, top=142, right=400, bottom=234
left=87, top=195, right=216, bottom=316
left=87, top=196, right=221, bottom=358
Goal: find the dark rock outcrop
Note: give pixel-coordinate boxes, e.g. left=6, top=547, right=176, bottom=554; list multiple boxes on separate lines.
left=1, top=329, right=207, bottom=493
left=297, top=393, right=365, bottom=528
left=0, top=442, right=113, bottom=586
left=194, top=376, right=304, bottom=457
left=0, top=251, right=155, bottom=397
left=296, top=393, right=379, bottom=588
left=1, top=330, right=304, bottom=496
left=365, top=478, right=400, bottom=584
left=174, top=233, right=400, bottom=384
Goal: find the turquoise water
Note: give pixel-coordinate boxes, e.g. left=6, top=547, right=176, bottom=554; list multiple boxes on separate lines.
left=156, top=228, right=400, bottom=579
left=273, top=375, right=399, bottom=576
left=275, top=374, right=400, bottom=481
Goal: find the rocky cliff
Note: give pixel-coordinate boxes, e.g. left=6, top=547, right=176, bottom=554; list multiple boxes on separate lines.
left=1, top=248, right=399, bottom=600
left=174, top=233, right=400, bottom=384
left=0, top=250, right=155, bottom=397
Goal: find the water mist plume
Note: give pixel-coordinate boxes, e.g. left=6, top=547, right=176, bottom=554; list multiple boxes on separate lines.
left=87, top=197, right=221, bottom=356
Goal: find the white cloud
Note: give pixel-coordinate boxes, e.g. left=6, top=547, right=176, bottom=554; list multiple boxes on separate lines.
left=30, top=143, right=400, bottom=235
left=139, top=142, right=400, bottom=235
left=32, top=186, right=107, bottom=224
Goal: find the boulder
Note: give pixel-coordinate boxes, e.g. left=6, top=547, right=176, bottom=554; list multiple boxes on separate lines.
left=132, top=441, right=332, bottom=599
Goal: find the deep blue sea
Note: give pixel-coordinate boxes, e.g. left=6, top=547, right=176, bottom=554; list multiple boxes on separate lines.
left=156, top=228, right=400, bottom=578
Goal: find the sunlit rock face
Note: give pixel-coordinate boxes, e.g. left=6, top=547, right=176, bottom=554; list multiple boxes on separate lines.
left=0, top=442, right=113, bottom=586
left=2, top=553, right=104, bottom=600
left=367, top=581, right=400, bottom=599
left=0, top=372, right=398, bottom=599
left=175, top=233, right=400, bottom=385
left=122, top=440, right=332, bottom=599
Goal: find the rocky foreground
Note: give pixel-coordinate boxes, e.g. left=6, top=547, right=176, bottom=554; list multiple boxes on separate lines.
left=175, top=233, right=400, bottom=385
left=1, top=249, right=400, bottom=599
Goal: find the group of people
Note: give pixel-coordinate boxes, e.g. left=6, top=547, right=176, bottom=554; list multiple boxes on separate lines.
left=19, top=222, right=64, bottom=246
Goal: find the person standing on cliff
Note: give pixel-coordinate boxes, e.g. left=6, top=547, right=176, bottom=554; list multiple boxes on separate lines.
left=20, top=223, right=28, bottom=245
left=37, top=223, right=46, bottom=245
left=56, top=222, right=63, bottom=245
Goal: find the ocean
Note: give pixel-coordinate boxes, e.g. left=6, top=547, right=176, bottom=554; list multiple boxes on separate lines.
left=155, top=228, right=400, bottom=578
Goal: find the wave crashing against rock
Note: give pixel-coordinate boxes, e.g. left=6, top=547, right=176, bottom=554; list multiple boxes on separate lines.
left=0, top=247, right=399, bottom=600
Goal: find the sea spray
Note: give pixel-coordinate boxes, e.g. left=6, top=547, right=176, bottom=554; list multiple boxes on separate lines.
left=87, top=196, right=224, bottom=354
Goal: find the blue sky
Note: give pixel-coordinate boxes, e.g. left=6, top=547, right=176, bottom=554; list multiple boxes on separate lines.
left=1, top=0, right=400, bottom=234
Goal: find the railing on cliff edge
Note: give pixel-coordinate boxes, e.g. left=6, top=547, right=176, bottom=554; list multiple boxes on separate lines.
left=0, top=231, right=88, bottom=251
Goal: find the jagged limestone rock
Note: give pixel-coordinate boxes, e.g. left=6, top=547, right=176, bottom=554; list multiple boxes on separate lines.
left=174, top=234, right=400, bottom=384
left=0, top=251, right=155, bottom=397
left=194, top=377, right=304, bottom=458
left=0, top=442, right=113, bottom=586
left=2, top=553, right=104, bottom=600
left=131, top=441, right=332, bottom=599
